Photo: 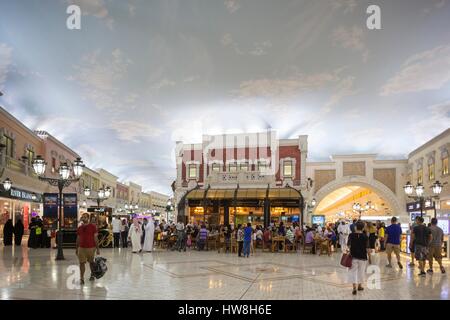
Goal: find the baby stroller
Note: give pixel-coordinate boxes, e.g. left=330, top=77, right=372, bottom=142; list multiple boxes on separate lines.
left=90, top=256, right=108, bottom=279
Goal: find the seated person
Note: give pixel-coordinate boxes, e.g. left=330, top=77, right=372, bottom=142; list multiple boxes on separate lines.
left=304, top=227, right=316, bottom=254
left=286, top=227, right=295, bottom=245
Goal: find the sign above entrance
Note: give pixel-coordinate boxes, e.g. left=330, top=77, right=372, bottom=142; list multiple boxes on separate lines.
left=9, top=188, right=42, bottom=202
left=406, top=201, right=435, bottom=212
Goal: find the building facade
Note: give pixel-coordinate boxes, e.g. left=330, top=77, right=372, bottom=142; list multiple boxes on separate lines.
left=115, top=181, right=129, bottom=214
left=0, top=107, right=46, bottom=234
left=173, top=131, right=308, bottom=227
left=406, top=129, right=450, bottom=222
left=96, top=168, right=118, bottom=210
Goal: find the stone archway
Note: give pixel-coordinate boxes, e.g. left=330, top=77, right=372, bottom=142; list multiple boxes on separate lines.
left=313, top=175, right=404, bottom=217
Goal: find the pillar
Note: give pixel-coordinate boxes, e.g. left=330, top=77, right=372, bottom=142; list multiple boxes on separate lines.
left=224, top=200, right=230, bottom=226
left=264, top=198, right=270, bottom=228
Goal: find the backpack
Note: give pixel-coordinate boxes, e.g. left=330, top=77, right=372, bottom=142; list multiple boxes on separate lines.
left=90, top=257, right=108, bottom=279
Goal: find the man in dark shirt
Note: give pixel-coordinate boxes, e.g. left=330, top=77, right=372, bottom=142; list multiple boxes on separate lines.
left=349, top=219, right=357, bottom=233
left=410, top=216, right=432, bottom=277
left=385, top=217, right=403, bottom=269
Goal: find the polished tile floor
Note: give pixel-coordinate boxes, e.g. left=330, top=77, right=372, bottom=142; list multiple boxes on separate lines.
left=1, top=244, right=449, bottom=300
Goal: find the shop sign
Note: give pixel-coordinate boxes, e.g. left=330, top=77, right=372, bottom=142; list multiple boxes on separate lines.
left=9, top=188, right=41, bottom=202
left=87, top=207, right=113, bottom=214
left=406, top=201, right=435, bottom=213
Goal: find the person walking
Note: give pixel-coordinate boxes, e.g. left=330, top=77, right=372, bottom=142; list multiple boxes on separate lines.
left=35, top=216, right=43, bottom=248
left=410, top=216, right=432, bottom=277
left=3, top=219, right=14, bottom=246
left=337, top=221, right=350, bottom=252
left=409, top=216, right=419, bottom=267
left=366, top=222, right=377, bottom=264
left=128, top=218, right=143, bottom=253
left=347, top=221, right=369, bottom=295
left=197, top=224, right=208, bottom=251
left=13, top=219, right=24, bottom=246
left=27, top=217, right=38, bottom=249
left=111, top=216, right=121, bottom=248
left=143, top=217, right=156, bottom=252
left=385, top=217, right=403, bottom=269
left=427, top=218, right=446, bottom=274
left=378, top=222, right=386, bottom=252
left=120, top=219, right=129, bottom=248
left=243, top=223, right=252, bottom=258
left=236, top=224, right=244, bottom=257
left=76, top=213, right=100, bottom=285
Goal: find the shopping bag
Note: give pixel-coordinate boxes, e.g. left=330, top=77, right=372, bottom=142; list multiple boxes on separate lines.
left=340, top=253, right=352, bottom=268
left=90, top=256, right=108, bottom=279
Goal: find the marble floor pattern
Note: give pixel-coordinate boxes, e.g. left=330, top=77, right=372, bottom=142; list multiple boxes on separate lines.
left=1, top=245, right=449, bottom=300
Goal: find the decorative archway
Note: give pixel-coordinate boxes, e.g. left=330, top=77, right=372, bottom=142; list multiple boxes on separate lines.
left=313, top=175, right=404, bottom=216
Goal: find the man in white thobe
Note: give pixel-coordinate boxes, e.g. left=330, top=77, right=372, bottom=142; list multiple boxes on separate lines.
left=337, top=221, right=350, bottom=252
left=128, top=219, right=142, bottom=253
left=142, top=217, right=155, bottom=252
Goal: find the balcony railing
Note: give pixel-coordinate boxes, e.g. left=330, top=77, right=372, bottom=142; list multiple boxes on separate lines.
left=206, top=171, right=274, bottom=184
left=1, top=155, right=38, bottom=178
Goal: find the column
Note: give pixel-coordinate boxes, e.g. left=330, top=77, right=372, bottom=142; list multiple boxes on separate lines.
left=224, top=200, right=230, bottom=226
left=264, top=198, right=270, bottom=228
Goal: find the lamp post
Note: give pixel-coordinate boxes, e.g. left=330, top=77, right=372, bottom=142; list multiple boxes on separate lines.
left=352, top=201, right=375, bottom=219
left=2, top=177, right=12, bottom=191
left=404, top=181, right=444, bottom=218
left=84, top=186, right=111, bottom=207
left=166, top=199, right=174, bottom=223
left=124, top=203, right=139, bottom=218
left=32, top=155, right=84, bottom=260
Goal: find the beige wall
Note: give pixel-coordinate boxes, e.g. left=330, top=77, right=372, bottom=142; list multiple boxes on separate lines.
left=408, top=128, right=450, bottom=205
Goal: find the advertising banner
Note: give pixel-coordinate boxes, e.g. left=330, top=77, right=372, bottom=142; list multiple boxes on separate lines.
left=43, top=193, right=58, bottom=218
left=63, top=194, right=78, bottom=218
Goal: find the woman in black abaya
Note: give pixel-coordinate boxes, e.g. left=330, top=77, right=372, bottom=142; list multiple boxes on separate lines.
left=27, top=217, right=38, bottom=249
left=14, top=219, right=24, bottom=246
left=3, top=219, right=14, bottom=246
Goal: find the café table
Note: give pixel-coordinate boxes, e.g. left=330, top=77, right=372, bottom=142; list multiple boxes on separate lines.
left=271, top=236, right=286, bottom=252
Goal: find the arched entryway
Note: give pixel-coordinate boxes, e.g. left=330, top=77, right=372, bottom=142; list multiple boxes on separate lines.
left=311, top=176, right=404, bottom=223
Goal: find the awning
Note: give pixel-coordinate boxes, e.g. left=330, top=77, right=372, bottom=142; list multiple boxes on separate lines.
left=186, top=187, right=301, bottom=200
left=185, top=189, right=205, bottom=200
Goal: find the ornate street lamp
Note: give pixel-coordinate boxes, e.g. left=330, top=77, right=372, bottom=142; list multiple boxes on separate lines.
left=32, top=156, right=85, bottom=260
left=85, top=186, right=110, bottom=207
left=32, top=155, right=46, bottom=176
left=403, top=180, right=446, bottom=218
left=310, top=198, right=317, bottom=207
left=415, top=184, right=424, bottom=197
left=3, top=177, right=12, bottom=191
left=403, top=181, right=414, bottom=195
left=104, top=186, right=111, bottom=198
left=432, top=181, right=443, bottom=195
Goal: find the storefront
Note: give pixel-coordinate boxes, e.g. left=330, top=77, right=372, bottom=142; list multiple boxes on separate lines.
left=186, top=187, right=302, bottom=228
left=0, top=187, right=43, bottom=237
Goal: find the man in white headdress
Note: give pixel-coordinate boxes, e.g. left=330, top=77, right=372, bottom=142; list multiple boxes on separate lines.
left=337, top=220, right=350, bottom=252
left=142, top=217, right=155, bottom=252
left=128, top=218, right=142, bottom=253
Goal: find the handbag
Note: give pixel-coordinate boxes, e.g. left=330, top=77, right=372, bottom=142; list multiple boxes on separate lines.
left=340, top=253, right=352, bottom=268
